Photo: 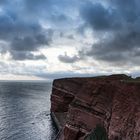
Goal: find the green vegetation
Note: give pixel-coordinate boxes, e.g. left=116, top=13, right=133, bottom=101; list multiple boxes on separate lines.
left=123, top=77, right=140, bottom=83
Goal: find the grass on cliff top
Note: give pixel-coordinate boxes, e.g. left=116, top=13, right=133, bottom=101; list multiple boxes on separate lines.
left=93, top=75, right=140, bottom=83
left=123, top=77, right=140, bottom=83
left=108, top=74, right=140, bottom=83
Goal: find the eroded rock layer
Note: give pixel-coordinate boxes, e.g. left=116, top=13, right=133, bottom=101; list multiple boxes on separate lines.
left=51, top=75, right=140, bottom=140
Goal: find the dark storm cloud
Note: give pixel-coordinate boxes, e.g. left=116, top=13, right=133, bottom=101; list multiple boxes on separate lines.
left=112, top=0, right=139, bottom=23
left=23, top=0, right=79, bottom=20
left=58, top=53, right=79, bottom=63
left=11, top=51, right=46, bottom=60
left=11, top=34, right=50, bottom=52
left=0, top=11, right=53, bottom=45
left=0, top=0, right=80, bottom=61
left=80, top=2, right=121, bottom=31
left=0, top=10, right=52, bottom=60
left=24, top=0, right=52, bottom=11
left=80, top=0, right=140, bottom=65
left=24, top=0, right=80, bottom=11
left=0, top=12, right=41, bottom=40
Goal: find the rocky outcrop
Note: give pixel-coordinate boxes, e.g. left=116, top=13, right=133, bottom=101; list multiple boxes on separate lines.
left=51, top=74, right=140, bottom=140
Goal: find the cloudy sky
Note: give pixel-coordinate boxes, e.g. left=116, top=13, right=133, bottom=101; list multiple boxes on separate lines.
left=0, top=0, right=140, bottom=80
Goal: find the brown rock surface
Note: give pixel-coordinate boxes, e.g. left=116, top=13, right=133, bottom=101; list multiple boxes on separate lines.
left=51, top=74, right=140, bottom=140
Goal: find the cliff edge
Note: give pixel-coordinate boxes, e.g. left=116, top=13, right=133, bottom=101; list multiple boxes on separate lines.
left=51, top=74, right=140, bottom=140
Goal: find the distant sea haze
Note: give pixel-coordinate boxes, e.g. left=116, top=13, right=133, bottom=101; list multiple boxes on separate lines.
left=0, top=81, right=57, bottom=140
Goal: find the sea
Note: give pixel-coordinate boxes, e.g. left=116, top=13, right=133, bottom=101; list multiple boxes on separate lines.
left=0, top=81, right=58, bottom=140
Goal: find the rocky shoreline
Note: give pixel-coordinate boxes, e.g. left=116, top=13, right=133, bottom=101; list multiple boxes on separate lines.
left=51, top=74, right=140, bottom=140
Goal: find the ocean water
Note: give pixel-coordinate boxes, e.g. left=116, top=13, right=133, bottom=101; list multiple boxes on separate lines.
left=0, top=81, right=58, bottom=140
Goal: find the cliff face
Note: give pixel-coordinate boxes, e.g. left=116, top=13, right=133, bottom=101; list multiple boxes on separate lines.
left=51, top=75, right=140, bottom=140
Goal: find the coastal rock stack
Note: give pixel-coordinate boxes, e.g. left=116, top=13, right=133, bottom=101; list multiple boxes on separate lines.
left=51, top=75, right=140, bottom=140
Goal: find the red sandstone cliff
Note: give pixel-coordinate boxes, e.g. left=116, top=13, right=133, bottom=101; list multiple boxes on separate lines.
left=51, top=74, right=140, bottom=140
